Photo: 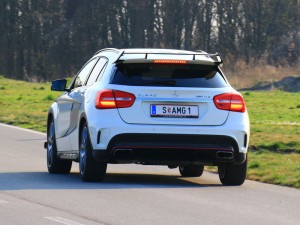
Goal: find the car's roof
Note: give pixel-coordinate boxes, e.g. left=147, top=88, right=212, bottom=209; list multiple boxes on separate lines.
left=94, top=48, right=206, bottom=56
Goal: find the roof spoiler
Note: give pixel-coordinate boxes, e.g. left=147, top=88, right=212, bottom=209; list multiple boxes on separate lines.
left=93, top=48, right=119, bottom=55
left=114, top=50, right=223, bottom=66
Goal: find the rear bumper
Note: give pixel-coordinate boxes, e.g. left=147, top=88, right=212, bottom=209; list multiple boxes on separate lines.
left=93, top=134, right=247, bottom=165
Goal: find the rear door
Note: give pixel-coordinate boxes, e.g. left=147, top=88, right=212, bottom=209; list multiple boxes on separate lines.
left=110, top=63, right=231, bottom=126
left=55, top=58, right=98, bottom=139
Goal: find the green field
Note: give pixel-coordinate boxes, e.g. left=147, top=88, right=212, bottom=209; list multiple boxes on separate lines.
left=0, top=76, right=60, bottom=131
left=244, top=91, right=300, bottom=153
left=243, top=91, right=300, bottom=188
left=0, top=75, right=299, bottom=188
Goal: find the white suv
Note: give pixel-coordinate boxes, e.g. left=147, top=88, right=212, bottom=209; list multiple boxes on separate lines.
left=45, top=48, right=250, bottom=185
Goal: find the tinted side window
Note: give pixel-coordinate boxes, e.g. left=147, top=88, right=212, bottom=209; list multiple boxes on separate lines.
left=86, top=58, right=108, bottom=86
left=112, top=64, right=228, bottom=88
left=73, top=58, right=98, bottom=89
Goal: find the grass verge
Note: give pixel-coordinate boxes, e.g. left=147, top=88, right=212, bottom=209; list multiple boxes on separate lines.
left=248, top=151, right=300, bottom=188
left=243, top=90, right=300, bottom=154
left=0, top=75, right=61, bottom=132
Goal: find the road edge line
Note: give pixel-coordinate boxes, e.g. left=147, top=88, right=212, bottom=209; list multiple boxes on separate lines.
left=0, top=123, right=46, bottom=136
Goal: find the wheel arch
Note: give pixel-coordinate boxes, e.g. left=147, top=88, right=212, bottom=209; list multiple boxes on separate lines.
left=78, top=113, right=88, bottom=148
left=47, top=110, right=55, bottom=131
left=47, top=103, right=58, bottom=128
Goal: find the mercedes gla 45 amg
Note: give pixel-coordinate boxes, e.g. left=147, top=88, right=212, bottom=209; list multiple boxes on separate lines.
left=46, top=48, right=250, bottom=185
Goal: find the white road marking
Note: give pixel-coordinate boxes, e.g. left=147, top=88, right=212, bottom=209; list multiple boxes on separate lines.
left=0, top=123, right=45, bottom=136
left=44, top=217, right=84, bottom=225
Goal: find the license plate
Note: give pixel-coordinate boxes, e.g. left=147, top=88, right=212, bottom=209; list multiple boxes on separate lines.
left=150, top=104, right=199, bottom=118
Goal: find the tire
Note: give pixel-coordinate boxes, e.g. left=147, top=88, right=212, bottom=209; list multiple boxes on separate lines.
left=79, top=122, right=107, bottom=182
left=218, top=156, right=247, bottom=186
left=47, top=118, right=72, bottom=174
left=179, top=165, right=204, bottom=177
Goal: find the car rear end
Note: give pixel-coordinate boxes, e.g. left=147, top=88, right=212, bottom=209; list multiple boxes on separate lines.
left=90, top=49, right=249, bottom=167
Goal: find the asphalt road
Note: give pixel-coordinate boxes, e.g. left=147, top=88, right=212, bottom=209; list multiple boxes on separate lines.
left=0, top=123, right=299, bottom=225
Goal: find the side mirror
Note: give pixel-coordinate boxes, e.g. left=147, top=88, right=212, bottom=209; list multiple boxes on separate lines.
left=51, top=79, right=67, bottom=91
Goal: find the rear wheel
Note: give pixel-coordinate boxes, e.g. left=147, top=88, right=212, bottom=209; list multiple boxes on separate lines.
left=179, top=165, right=204, bottom=177
left=47, top=118, right=72, bottom=174
left=218, top=156, right=247, bottom=186
left=79, top=122, right=107, bottom=182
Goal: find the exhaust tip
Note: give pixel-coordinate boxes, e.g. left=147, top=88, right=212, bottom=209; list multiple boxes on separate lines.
left=113, top=148, right=134, bottom=158
left=217, top=151, right=234, bottom=160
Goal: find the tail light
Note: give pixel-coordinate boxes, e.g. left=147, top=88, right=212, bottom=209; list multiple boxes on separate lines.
left=213, top=93, right=245, bottom=112
left=95, top=89, right=136, bottom=109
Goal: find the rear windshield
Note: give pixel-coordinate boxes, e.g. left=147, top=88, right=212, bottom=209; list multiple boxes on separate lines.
left=111, top=63, right=228, bottom=88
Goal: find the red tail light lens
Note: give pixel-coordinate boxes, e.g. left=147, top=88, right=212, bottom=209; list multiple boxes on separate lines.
left=95, top=89, right=136, bottom=109
left=95, top=89, right=116, bottom=109
left=114, top=90, right=136, bottom=108
left=213, top=93, right=245, bottom=112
